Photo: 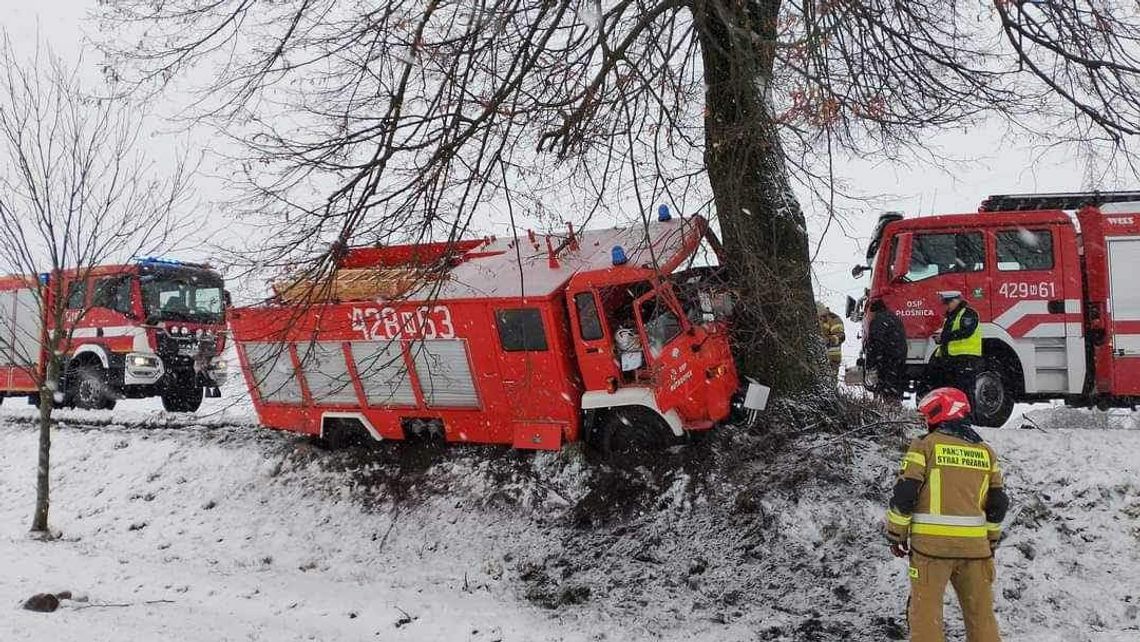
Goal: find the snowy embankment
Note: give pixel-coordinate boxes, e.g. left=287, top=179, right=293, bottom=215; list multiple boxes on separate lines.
left=1, top=397, right=1138, bottom=641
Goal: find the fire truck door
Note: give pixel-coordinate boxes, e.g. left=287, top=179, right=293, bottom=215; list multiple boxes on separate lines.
left=493, top=307, right=562, bottom=421
left=568, top=290, right=619, bottom=390
left=633, top=288, right=700, bottom=409
left=1107, top=238, right=1140, bottom=394
left=888, top=231, right=986, bottom=358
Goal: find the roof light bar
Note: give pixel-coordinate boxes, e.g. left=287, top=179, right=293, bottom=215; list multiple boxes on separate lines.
left=135, top=257, right=212, bottom=269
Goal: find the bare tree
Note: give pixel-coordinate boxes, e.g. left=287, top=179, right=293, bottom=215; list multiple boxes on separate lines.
left=95, top=0, right=1140, bottom=392
left=0, top=36, right=192, bottom=534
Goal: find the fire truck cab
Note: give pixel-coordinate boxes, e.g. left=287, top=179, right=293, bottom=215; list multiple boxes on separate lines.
left=0, top=258, right=229, bottom=412
left=849, top=191, right=1140, bottom=426
left=230, top=212, right=756, bottom=451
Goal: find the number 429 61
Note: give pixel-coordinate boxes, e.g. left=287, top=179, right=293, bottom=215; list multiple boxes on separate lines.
left=998, top=282, right=1056, bottom=299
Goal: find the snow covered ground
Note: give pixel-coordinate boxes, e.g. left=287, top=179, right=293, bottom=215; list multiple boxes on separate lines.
left=0, top=395, right=1138, bottom=641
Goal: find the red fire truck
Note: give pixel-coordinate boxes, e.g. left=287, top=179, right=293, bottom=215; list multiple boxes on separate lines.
left=848, top=191, right=1140, bottom=426
left=229, top=211, right=763, bottom=451
left=0, top=258, right=229, bottom=412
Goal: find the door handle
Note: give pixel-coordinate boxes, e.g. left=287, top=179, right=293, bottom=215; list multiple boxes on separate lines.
left=585, top=347, right=601, bottom=354
left=1047, top=299, right=1066, bottom=314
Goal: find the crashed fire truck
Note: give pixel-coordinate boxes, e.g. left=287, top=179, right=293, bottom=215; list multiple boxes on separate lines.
left=849, top=191, right=1140, bottom=427
left=230, top=209, right=767, bottom=451
left=0, top=258, right=229, bottom=412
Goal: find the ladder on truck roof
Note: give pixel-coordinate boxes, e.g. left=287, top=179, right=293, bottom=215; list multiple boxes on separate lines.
left=980, top=191, right=1140, bottom=212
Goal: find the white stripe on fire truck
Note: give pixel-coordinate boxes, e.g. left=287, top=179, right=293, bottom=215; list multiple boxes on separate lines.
left=993, top=299, right=1081, bottom=328
left=1023, top=323, right=1066, bottom=338
left=72, top=326, right=151, bottom=353
left=72, top=326, right=146, bottom=339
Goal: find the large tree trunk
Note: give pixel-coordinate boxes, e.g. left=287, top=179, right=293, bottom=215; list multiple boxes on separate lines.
left=692, top=0, right=824, bottom=393
left=30, top=352, right=58, bottom=534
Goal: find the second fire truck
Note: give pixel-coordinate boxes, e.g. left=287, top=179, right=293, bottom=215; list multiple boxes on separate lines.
left=849, top=191, right=1140, bottom=426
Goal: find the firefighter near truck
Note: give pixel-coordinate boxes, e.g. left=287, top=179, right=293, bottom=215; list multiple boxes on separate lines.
left=0, top=258, right=229, bottom=413
left=229, top=208, right=768, bottom=452
left=849, top=191, right=1140, bottom=427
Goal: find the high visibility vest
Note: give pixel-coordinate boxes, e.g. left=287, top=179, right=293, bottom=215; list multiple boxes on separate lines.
left=946, top=307, right=982, bottom=357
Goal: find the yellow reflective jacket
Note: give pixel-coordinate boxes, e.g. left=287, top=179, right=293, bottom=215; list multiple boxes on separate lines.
left=818, top=312, right=845, bottom=363
left=936, top=305, right=982, bottom=357
left=886, top=428, right=1004, bottom=558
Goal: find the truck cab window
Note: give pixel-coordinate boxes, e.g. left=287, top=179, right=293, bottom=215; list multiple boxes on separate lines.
left=66, top=281, right=86, bottom=310
left=996, top=229, right=1054, bottom=271
left=495, top=308, right=548, bottom=351
left=140, top=273, right=225, bottom=324
left=639, top=296, right=682, bottom=359
left=574, top=292, right=603, bottom=341
left=92, top=277, right=133, bottom=315
left=907, top=232, right=984, bottom=281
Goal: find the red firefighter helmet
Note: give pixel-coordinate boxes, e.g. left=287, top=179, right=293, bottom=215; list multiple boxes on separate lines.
left=917, top=387, right=971, bottom=426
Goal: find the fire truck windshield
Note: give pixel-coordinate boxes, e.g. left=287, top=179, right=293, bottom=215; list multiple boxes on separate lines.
left=671, top=266, right=733, bottom=324
left=638, top=294, right=684, bottom=358
left=141, top=274, right=225, bottom=324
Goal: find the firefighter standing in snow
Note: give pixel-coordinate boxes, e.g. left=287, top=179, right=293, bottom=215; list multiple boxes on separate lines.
left=928, top=291, right=982, bottom=409
left=817, top=302, right=845, bottom=377
left=886, top=387, right=1009, bottom=642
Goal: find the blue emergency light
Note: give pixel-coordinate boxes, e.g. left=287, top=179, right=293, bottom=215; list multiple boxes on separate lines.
left=135, top=256, right=211, bottom=270
left=611, top=245, right=629, bottom=266
left=38, top=273, right=49, bottom=284
left=136, top=256, right=186, bottom=267
left=658, top=204, right=672, bottom=222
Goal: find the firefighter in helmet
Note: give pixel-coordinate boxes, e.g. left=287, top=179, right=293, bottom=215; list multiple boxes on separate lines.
left=817, top=302, right=845, bottom=378
left=929, top=291, right=982, bottom=409
left=886, top=387, right=1009, bottom=642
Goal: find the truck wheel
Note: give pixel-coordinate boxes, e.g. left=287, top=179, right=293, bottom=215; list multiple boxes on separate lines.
left=70, top=363, right=116, bottom=410
left=972, top=365, right=1014, bottom=428
left=161, top=383, right=204, bottom=413
left=597, top=407, right=675, bottom=456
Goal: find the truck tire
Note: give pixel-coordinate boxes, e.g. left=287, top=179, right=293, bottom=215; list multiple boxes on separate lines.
left=972, top=363, right=1014, bottom=428
left=69, top=363, right=116, bottom=410
left=597, top=407, right=675, bottom=456
left=161, top=381, right=204, bottom=413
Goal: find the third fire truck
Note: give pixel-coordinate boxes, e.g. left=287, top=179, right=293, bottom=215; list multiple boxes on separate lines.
left=849, top=191, right=1140, bottom=426
left=0, top=257, right=229, bottom=412
left=229, top=209, right=765, bottom=451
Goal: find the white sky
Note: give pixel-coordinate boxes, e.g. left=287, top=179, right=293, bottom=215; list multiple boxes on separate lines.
left=2, top=1, right=1134, bottom=334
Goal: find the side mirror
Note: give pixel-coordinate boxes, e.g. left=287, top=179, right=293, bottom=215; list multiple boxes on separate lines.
left=845, top=295, right=857, bottom=321
left=223, top=290, right=233, bottom=308
left=851, top=264, right=868, bottom=278
left=890, top=233, right=913, bottom=283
